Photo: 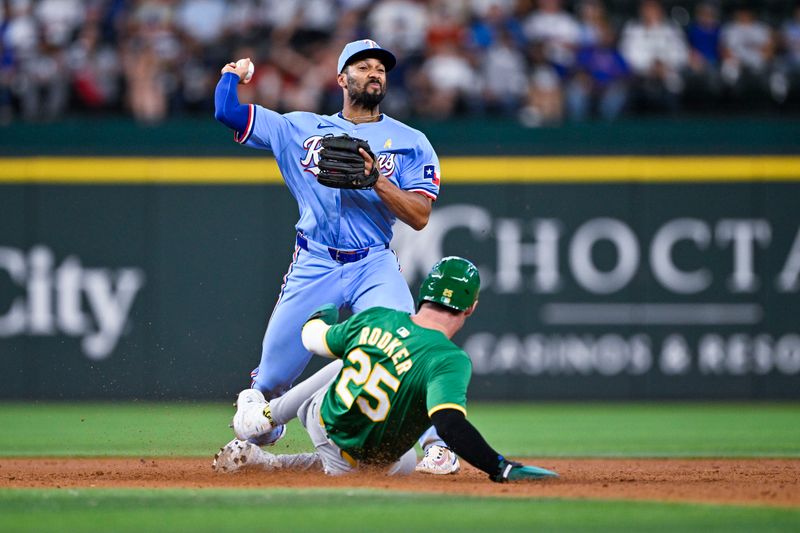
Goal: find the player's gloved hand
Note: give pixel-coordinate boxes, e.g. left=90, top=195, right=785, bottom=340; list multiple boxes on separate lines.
left=317, top=134, right=380, bottom=189
left=306, top=304, right=339, bottom=326
left=491, top=458, right=558, bottom=483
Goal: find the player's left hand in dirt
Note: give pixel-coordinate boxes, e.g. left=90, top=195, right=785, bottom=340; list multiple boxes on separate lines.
left=317, top=134, right=380, bottom=189
left=306, top=303, right=339, bottom=325
left=491, top=458, right=559, bottom=482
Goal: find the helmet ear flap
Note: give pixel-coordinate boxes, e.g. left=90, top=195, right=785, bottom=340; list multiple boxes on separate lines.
left=417, top=257, right=481, bottom=312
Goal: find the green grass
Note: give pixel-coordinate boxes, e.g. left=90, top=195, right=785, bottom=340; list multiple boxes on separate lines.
left=1, top=402, right=798, bottom=532
left=0, top=402, right=296, bottom=457
left=0, top=402, right=798, bottom=457
left=467, top=403, right=800, bottom=457
left=1, top=489, right=798, bottom=533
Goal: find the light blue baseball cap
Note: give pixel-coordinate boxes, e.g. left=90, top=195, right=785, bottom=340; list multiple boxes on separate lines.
left=337, top=39, right=396, bottom=74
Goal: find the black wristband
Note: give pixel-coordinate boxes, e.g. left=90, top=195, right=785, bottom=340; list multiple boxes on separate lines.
left=430, top=409, right=504, bottom=476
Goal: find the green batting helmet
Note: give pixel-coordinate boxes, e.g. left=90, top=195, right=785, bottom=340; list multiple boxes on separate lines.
left=417, top=256, right=481, bottom=312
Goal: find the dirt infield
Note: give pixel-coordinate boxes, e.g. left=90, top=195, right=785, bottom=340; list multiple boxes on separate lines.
left=1, top=458, right=798, bottom=508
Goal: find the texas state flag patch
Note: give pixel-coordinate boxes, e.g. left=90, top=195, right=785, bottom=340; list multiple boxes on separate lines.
left=423, top=164, right=440, bottom=186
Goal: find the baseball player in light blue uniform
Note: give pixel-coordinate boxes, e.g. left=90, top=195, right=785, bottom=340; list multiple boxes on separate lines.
left=214, top=40, right=458, bottom=473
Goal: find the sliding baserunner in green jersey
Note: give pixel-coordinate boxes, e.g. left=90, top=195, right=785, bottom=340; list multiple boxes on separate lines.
left=214, top=257, right=557, bottom=483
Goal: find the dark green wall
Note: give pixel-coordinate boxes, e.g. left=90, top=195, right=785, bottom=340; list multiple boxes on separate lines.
left=2, top=117, right=798, bottom=399
left=2, top=180, right=798, bottom=400
left=2, top=117, right=799, bottom=156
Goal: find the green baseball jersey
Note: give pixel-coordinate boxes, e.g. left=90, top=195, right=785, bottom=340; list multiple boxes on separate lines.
left=319, top=307, right=472, bottom=463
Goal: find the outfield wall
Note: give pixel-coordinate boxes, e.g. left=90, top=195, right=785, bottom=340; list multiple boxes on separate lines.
left=1, top=156, right=799, bottom=399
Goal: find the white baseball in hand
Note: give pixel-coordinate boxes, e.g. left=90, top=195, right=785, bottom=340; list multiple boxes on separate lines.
left=236, top=59, right=254, bottom=84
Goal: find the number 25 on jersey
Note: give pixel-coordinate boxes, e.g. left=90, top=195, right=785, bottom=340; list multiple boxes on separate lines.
left=335, top=349, right=400, bottom=422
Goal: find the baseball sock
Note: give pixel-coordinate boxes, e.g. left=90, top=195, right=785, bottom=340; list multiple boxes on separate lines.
left=269, top=360, right=343, bottom=424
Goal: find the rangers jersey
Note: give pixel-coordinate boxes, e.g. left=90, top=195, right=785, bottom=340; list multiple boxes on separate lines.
left=237, top=107, right=441, bottom=250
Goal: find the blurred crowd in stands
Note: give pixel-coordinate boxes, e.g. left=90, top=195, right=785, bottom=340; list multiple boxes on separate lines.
left=1, top=0, right=799, bottom=126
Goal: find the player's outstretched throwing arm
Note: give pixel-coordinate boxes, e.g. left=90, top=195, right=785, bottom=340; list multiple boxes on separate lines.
left=214, top=59, right=252, bottom=133
left=429, top=407, right=558, bottom=482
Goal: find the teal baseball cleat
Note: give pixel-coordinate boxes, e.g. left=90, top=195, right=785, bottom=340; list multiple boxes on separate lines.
left=507, top=464, right=559, bottom=480
left=493, top=459, right=559, bottom=482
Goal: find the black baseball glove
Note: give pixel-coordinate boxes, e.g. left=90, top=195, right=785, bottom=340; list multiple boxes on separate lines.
left=317, top=134, right=379, bottom=189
